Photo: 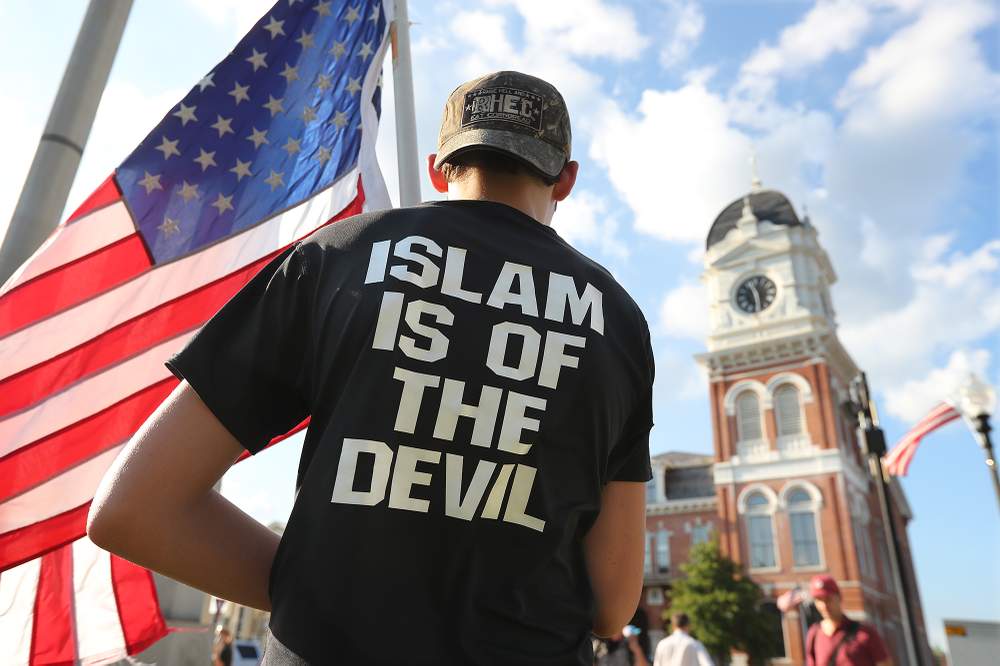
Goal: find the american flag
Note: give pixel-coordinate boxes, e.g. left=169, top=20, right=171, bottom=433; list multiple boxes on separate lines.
left=0, top=0, right=391, bottom=661
left=883, top=402, right=962, bottom=476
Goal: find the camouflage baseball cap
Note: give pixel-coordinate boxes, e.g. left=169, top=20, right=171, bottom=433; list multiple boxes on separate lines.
left=434, top=71, right=572, bottom=180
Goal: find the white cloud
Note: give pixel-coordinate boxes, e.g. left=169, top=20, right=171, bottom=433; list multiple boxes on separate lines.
left=182, top=0, right=274, bottom=39
left=552, top=190, right=628, bottom=258
left=450, top=11, right=515, bottom=54
left=741, top=0, right=872, bottom=81
left=658, top=282, right=708, bottom=340
left=839, top=237, right=1000, bottom=393
left=488, top=0, right=649, bottom=61
left=589, top=83, right=754, bottom=243
left=837, top=0, right=1000, bottom=131
left=884, top=348, right=992, bottom=423
left=659, top=0, right=705, bottom=69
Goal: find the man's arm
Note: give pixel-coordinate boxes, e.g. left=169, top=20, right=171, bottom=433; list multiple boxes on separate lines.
left=694, top=640, right=716, bottom=666
left=583, top=480, right=646, bottom=637
left=87, top=381, right=279, bottom=610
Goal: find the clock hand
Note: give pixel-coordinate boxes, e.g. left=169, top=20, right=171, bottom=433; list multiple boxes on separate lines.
left=751, top=286, right=762, bottom=311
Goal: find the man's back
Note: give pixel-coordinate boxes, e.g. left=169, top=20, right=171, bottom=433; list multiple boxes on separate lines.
left=654, top=631, right=714, bottom=666
left=167, top=200, right=654, bottom=664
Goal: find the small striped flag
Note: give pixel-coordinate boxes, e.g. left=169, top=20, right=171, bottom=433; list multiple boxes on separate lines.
left=883, top=402, right=962, bottom=476
left=0, top=0, right=391, bottom=662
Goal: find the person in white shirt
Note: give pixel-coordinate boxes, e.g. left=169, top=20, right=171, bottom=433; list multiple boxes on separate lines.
left=653, top=613, right=715, bottom=666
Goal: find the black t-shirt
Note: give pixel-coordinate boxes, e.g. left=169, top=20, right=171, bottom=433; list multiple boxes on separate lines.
left=218, top=642, right=232, bottom=666
left=167, top=200, right=654, bottom=666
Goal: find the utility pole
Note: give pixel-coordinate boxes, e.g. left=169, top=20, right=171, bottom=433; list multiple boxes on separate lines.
left=850, top=373, right=922, bottom=666
left=0, top=0, right=133, bottom=287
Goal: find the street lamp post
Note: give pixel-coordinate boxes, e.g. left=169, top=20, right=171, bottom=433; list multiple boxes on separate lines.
left=849, top=373, right=923, bottom=666
left=958, top=374, right=1000, bottom=512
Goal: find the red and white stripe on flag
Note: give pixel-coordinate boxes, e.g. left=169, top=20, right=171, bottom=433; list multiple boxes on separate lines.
left=0, top=173, right=364, bottom=572
left=0, top=172, right=367, bottom=663
left=883, top=402, right=961, bottom=476
left=0, top=537, right=167, bottom=665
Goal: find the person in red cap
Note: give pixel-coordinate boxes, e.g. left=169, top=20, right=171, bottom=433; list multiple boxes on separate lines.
left=806, top=575, right=892, bottom=666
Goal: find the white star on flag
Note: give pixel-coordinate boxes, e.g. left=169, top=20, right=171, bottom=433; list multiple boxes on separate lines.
left=230, top=158, right=253, bottom=181
left=197, top=72, right=215, bottom=92
left=228, top=81, right=250, bottom=104
left=210, top=193, right=235, bottom=215
left=177, top=181, right=200, bottom=202
left=263, top=16, right=285, bottom=39
left=193, top=148, right=217, bottom=171
left=155, top=136, right=180, bottom=159
left=173, top=102, right=197, bottom=126
left=246, top=48, right=268, bottom=71
left=246, top=127, right=269, bottom=148
left=264, top=169, right=285, bottom=190
left=137, top=171, right=162, bottom=194
left=263, top=95, right=285, bottom=117
left=211, top=115, right=234, bottom=137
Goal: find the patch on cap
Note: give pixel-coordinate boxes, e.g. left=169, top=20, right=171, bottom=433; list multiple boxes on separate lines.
left=435, top=70, right=571, bottom=179
left=461, top=87, right=544, bottom=132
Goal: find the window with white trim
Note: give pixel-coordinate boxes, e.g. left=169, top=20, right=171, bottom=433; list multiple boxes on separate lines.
left=656, top=529, right=670, bottom=574
left=692, top=523, right=712, bottom=545
left=787, top=488, right=821, bottom=567
left=744, top=491, right=776, bottom=569
left=736, top=391, right=762, bottom=441
left=775, top=385, right=803, bottom=436
left=646, top=587, right=664, bottom=605
left=644, top=532, right=653, bottom=575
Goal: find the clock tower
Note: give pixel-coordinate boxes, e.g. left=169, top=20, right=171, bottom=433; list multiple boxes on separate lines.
left=694, top=178, right=933, bottom=664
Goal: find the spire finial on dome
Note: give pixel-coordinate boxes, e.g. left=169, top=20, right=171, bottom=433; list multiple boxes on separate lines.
left=739, top=196, right=756, bottom=223
left=750, top=151, right=762, bottom=192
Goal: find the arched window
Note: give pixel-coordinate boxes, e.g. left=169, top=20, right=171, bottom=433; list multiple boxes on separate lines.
left=787, top=488, right=821, bottom=567
left=736, top=391, right=762, bottom=441
left=743, top=491, right=776, bottom=569
left=775, top=385, right=803, bottom=437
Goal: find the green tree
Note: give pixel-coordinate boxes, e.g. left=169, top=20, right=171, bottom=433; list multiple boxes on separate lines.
left=668, top=539, right=774, bottom=665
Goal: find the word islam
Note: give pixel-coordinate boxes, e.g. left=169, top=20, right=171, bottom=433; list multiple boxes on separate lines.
left=329, top=236, right=605, bottom=532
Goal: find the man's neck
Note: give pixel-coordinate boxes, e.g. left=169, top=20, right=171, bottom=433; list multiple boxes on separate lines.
left=447, top=174, right=553, bottom=226
left=821, top=614, right=846, bottom=635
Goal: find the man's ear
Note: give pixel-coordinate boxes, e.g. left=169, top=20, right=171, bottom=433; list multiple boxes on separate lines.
left=552, top=160, right=579, bottom=202
left=427, top=154, right=449, bottom=193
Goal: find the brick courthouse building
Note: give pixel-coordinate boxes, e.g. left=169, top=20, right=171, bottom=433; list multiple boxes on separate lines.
left=638, top=182, right=933, bottom=665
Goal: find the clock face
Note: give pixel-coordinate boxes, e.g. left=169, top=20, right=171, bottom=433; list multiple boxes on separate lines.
left=735, top=275, right=777, bottom=313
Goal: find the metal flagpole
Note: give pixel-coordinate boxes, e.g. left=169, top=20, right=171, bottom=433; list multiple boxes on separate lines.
left=0, top=0, right=133, bottom=287
left=390, top=0, right=421, bottom=207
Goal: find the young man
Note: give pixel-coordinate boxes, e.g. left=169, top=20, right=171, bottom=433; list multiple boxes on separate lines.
left=806, top=575, right=892, bottom=666
left=88, top=71, right=653, bottom=665
left=653, top=613, right=714, bottom=666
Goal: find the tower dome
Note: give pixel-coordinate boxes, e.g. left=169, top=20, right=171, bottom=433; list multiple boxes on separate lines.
left=706, top=189, right=802, bottom=249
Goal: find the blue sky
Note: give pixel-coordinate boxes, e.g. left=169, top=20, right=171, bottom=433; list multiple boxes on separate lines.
left=1, top=0, right=997, bottom=654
